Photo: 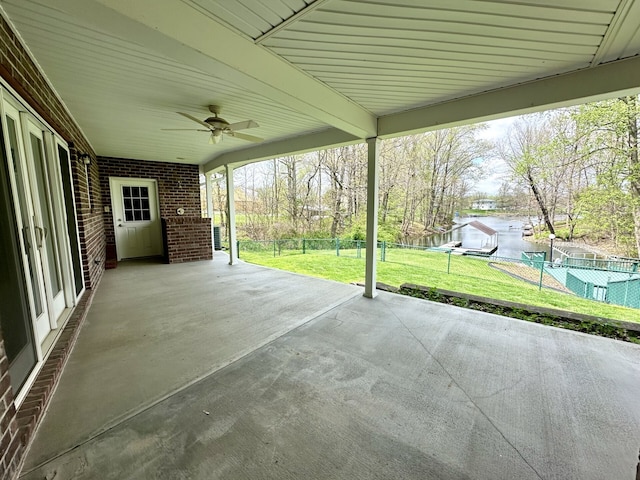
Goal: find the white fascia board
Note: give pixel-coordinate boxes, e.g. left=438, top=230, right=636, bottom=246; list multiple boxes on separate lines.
left=56, top=0, right=376, bottom=139
left=379, top=56, right=640, bottom=138
left=203, top=128, right=360, bottom=174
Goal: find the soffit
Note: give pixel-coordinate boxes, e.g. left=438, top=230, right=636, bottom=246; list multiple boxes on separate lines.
left=0, top=0, right=328, bottom=164
left=185, top=0, right=318, bottom=39
left=259, top=0, right=634, bottom=116
left=2, top=0, right=640, bottom=168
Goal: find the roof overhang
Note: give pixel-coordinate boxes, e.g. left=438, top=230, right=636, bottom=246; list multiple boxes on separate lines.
left=2, top=0, right=640, bottom=171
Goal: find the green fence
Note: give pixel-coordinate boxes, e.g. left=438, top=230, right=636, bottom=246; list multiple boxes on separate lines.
left=522, top=251, right=546, bottom=268
left=563, top=267, right=640, bottom=307
left=237, top=238, right=372, bottom=259
left=237, top=238, right=640, bottom=311
left=607, top=278, right=640, bottom=308
left=383, top=243, right=552, bottom=291
left=562, top=256, right=639, bottom=273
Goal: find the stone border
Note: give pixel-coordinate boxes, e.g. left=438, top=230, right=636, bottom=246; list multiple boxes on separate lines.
left=375, top=282, right=640, bottom=342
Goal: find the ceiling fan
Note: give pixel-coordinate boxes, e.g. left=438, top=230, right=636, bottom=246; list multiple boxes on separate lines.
left=162, top=105, right=263, bottom=144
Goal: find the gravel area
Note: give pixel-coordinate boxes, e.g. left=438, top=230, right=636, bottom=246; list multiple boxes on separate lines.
left=490, top=261, right=573, bottom=293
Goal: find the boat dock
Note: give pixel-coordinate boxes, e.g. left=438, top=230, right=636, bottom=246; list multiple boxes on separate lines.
left=440, top=241, right=462, bottom=248
left=448, top=246, right=499, bottom=256
left=438, top=220, right=498, bottom=256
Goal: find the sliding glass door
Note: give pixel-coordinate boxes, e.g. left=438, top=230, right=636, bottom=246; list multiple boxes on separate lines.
left=0, top=90, right=81, bottom=396
left=0, top=125, right=36, bottom=393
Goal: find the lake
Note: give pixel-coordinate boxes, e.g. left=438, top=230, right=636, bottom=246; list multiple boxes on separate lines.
left=402, top=216, right=548, bottom=260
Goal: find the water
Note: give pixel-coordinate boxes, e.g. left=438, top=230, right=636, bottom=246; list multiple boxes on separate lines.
left=402, top=216, right=547, bottom=259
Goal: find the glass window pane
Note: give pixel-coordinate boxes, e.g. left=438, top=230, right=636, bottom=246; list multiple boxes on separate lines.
left=0, top=129, right=36, bottom=392
left=30, top=133, right=60, bottom=297
left=122, top=183, right=152, bottom=222
left=7, top=118, right=43, bottom=316
left=58, top=145, right=83, bottom=296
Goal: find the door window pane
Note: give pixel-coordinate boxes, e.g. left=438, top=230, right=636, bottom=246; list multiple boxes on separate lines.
left=58, top=145, right=84, bottom=295
left=30, top=133, right=61, bottom=296
left=0, top=127, right=36, bottom=392
left=122, top=184, right=151, bottom=223
left=7, top=117, right=42, bottom=316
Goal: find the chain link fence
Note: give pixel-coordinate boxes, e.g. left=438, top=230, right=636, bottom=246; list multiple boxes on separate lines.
left=237, top=238, right=640, bottom=310
left=238, top=238, right=371, bottom=259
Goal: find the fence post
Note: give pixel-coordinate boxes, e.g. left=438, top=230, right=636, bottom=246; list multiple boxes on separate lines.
left=538, top=251, right=546, bottom=291
left=302, top=238, right=306, bottom=254
left=447, top=249, right=451, bottom=274
left=357, top=240, right=361, bottom=259
left=381, top=241, right=386, bottom=262
left=336, top=238, right=340, bottom=257
left=237, top=240, right=240, bottom=259
left=273, top=239, right=276, bottom=258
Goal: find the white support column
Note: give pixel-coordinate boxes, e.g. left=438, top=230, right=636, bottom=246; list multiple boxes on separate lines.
left=364, top=137, right=380, bottom=299
left=205, top=172, right=214, bottom=256
left=225, top=164, right=238, bottom=265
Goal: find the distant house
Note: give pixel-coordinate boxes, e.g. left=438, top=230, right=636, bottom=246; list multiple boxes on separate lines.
left=472, top=199, right=497, bottom=210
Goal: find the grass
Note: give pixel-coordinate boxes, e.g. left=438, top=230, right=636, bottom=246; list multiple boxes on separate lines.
left=238, top=247, right=640, bottom=324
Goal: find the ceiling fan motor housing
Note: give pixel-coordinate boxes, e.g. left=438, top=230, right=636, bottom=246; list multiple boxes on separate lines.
left=205, top=116, right=229, bottom=128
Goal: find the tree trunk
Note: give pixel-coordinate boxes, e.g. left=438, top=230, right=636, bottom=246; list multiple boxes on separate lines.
left=526, top=167, right=555, bottom=234
left=381, top=191, right=389, bottom=223
left=330, top=196, right=341, bottom=237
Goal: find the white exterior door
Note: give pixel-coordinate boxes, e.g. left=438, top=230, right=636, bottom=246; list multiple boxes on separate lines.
left=110, top=177, right=162, bottom=260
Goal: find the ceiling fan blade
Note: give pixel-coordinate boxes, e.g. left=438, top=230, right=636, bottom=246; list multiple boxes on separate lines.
left=161, top=128, right=210, bottom=131
left=178, top=112, right=212, bottom=129
left=227, top=120, right=259, bottom=131
left=229, top=131, right=264, bottom=143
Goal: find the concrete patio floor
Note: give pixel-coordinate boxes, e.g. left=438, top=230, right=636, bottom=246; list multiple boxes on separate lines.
left=19, top=255, right=640, bottom=479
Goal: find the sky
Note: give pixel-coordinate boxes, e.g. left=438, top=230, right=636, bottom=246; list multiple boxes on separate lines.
left=230, top=116, right=521, bottom=197
left=471, top=117, right=516, bottom=196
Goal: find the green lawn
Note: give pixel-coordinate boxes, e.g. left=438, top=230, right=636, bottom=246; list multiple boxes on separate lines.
left=239, top=247, right=640, bottom=323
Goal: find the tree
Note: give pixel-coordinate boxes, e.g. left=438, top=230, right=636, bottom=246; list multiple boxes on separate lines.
left=499, top=114, right=559, bottom=234
left=571, top=96, right=640, bottom=256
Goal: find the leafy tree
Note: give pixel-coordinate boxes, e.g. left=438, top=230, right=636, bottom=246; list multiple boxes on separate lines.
left=571, top=96, right=640, bottom=256
left=499, top=113, right=558, bottom=234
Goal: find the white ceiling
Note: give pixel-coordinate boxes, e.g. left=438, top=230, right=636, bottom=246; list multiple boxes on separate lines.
left=2, top=0, right=640, bottom=171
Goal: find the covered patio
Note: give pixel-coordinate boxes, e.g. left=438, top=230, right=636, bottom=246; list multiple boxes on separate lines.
left=19, top=256, right=640, bottom=479
left=1, top=2, right=640, bottom=479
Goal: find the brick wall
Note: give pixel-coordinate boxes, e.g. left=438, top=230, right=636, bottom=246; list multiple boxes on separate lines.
left=163, top=217, right=213, bottom=263
left=99, top=157, right=212, bottom=263
left=0, top=341, right=21, bottom=480
left=15, top=290, right=94, bottom=476
left=0, top=14, right=105, bottom=480
left=0, top=15, right=104, bottom=291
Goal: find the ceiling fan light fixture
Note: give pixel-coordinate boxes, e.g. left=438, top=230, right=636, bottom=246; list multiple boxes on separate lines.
left=173, top=109, right=262, bottom=144
left=209, top=131, right=223, bottom=144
